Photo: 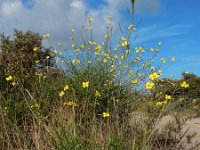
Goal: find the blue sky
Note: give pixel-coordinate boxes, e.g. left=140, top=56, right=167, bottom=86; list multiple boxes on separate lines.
left=0, top=0, right=200, bottom=78
left=84, top=0, right=200, bottom=77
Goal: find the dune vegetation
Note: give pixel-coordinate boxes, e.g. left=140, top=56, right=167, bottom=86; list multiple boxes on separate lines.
left=1, top=12, right=200, bottom=150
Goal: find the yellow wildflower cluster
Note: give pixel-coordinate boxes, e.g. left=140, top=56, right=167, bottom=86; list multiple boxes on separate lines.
left=131, top=79, right=138, bottom=85
left=5, top=75, right=16, bottom=86
left=35, top=60, right=40, bottom=64
left=161, top=58, right=166, bottom=63
left=70, top=28, right=75, bottom=33
left=33, top=47, right=39, bottom=52
left=82, top=81, right=89, bottom=88
left=121, top=40, right=128, bottom=47
left=102, top=112, right=110, bottom=118
left=3, top=107, right=9, bottom=116
left=156, top=101, right=167, bottom=107
left=6, top=75, right=13, bottom=81
left=165, top=95, right=172, bottom=100
left=63, top=101, right=78, bottom=107
left=146, top=82, right=154, bottom=90
left=95, top=90, right=101, bottom=97
left=128, top=24, right=136, bottom=30
left=59, top=91, right=65, bottom=97
left=43, top=33, right=50, bottom=38
left=72, top=59, right=81, bottom=64
left=31, top=103, right=40, bottom=109
left=180, top=81, right=189, bottom=88
left=149, top=72, right=160, bottom=80
left=171, top=57, right=175, bottom=62
left=88, top=17, right=93, bottom=23
left=59, top=84, right=69, bottom=97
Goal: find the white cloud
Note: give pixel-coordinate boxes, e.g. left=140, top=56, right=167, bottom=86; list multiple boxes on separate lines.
left=0, top=0, right=162, bottom=49
left=70, top=0, right=84, bottom=9
left=1, top=0, right=23, bottom=17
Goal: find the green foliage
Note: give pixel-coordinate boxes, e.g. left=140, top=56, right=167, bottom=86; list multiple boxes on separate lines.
left=0, top=29, right=53, bottom=73
left=0, top=29, right=54, bottom=99
left=64, top=61, right=132, bottom=121
left=154, top=72, right=200, bottom=110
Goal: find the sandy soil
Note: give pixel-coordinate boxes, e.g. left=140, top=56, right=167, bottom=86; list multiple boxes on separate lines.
left=130, top=112, right=200, bottom=150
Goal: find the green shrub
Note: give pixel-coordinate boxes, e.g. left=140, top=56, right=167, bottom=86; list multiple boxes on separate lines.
left=0, top=29, right=55, bottom=100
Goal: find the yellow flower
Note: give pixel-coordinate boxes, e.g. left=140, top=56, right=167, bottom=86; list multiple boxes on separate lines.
left=95, top=90, right=101, bottom=97
left=121, top=40, right=128, bottom=47
left=102, top=112, right=110, bottom=117
left=70, top=28, right=75, bottom=33
left=63, top=101, right=78, bottom=106
left=86, top=26, right=92, bottom=30
left=35, top=60, right=40, bottom=64
left=88, top=60, right=92, bottom=64
left=129, top=70, right=133, bottom=76
left=88, top=17, right=93, bottom=22
left=113, top=55, right=118, bottom=60
left=171, top=57, right=175, bottom=62
left=180, top=81, right=189, bottom=88
left=108, top=16, right=112, bottom=20
left=120, top=37, right=126, bottom=41
left=82, top=81, right=89, bottom=88
left=106, top=22, right=111, bottom=27
left=95, top=45, right=102, bottom=51
left=73, top=59, right=80, bottom=64
left=120, top=55, right=125, bottom=60
left=128, top=24, right=136, bottom=30
left=155, top=49, right=159, bottom=52
left=131, top=79, right=138, bottom=84
left=156, top=101, right=163, bottom=107
left=149, top=72, right=159, bottom=80
left=80, top=44, right=85, bottom=49
left=72, top=44, right=75, bottom=48
left=104, top=34, right=109, bottom=39
left=31, top=103, right=40, bottom=109
left=64, top=85, right=69, bottom=91
left=145, top=82, right=154, bottom=90
left=165, top=95, right=171, bottom=100
left=88, top=41, right=93, bottom=45
left=54, top=49, right=58, bottom=53
left=43, top=34, right=50, bottom=38
left=126, top=50, right=130, bottom=54
left=161, top=58, right=166, bottom=63
left=11, top=82, right=16, bottom=86
left=95, top=52, right=99, bottom=55
left=59, top=91, right=65, bottom=97
left=33, top=47, right=39, bottom=52
left=46, top=55, right=50, bottom=59
left=69, top=36, right=74, bottom=40
left=6, top=75, right=13, bottom=81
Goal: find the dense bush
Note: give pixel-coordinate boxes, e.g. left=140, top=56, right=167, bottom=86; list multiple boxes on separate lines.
left=153, top=72, right=200, bottom=111
left=0, top=29, right=55, bottom=99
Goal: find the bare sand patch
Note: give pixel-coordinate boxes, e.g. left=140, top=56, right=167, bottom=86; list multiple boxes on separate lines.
left=130, top=112, right=200, bottom=149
